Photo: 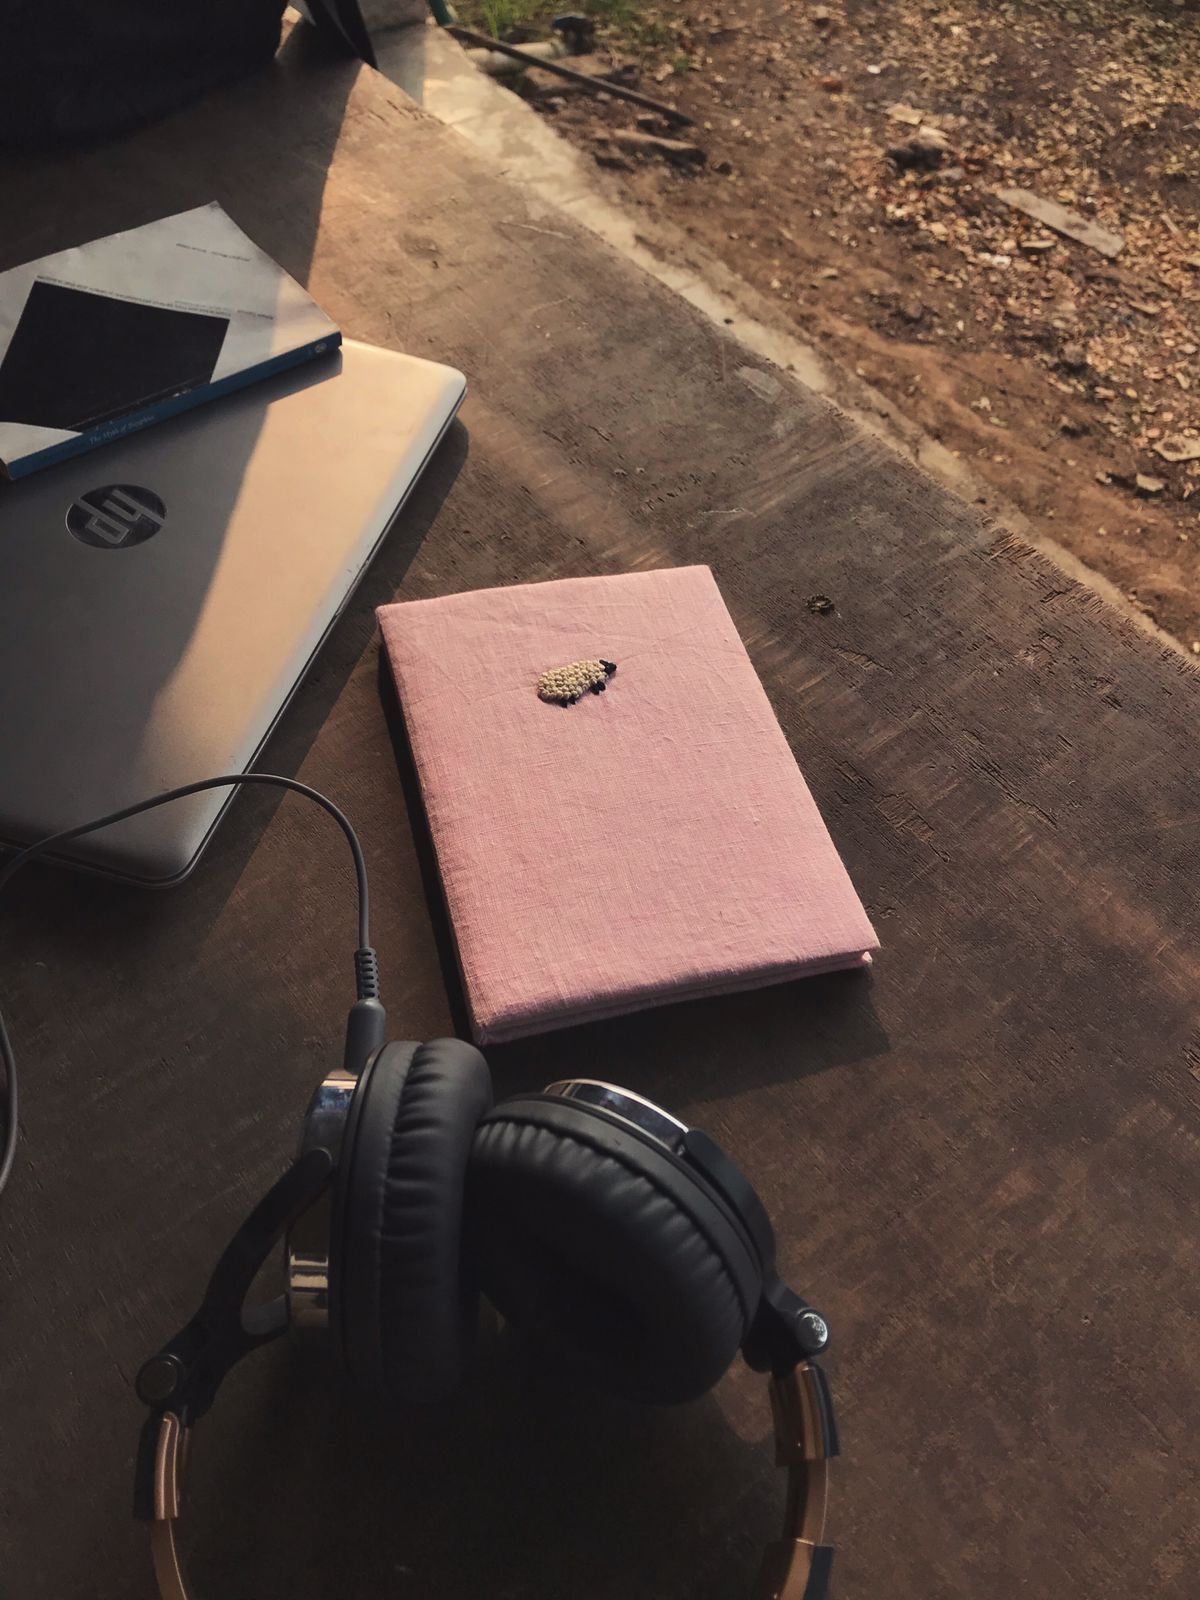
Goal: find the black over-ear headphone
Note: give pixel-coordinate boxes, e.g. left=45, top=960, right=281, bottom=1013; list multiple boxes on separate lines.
left=0, top=775, right=838, bottom=1600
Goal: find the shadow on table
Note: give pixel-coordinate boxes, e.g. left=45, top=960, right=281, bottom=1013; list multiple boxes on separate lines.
left=189, top=1324, right=780, bottom=1600
left=490, top=966, right=889, bottom=1110
left=378, top=654, right=890, bottom=1108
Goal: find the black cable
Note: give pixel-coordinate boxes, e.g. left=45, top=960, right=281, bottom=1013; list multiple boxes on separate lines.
left=0, top=773, right=378, bottom=1199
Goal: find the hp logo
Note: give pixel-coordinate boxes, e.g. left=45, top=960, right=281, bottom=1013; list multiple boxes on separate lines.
left=66, top=484, right=166, bottom=549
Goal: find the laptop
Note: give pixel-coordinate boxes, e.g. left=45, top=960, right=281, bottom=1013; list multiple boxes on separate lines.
left=0, top=340, right=465, bottom=884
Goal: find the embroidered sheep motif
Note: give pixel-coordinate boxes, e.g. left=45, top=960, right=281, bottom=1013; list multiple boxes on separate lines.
left=537, top=658, right=617, bottom=706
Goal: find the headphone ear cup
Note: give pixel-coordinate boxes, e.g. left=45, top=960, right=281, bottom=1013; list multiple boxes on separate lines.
left=465, top=1100, right=761, bottom=1404
left=334, top=1038, right=492, bottom=1403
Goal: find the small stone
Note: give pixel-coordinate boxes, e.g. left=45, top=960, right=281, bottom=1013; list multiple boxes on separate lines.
left=817, top=72, right=843, bottom=91
left=1059, top=342, right=1089, bottom=372
left=815, top=266, right=840, bottom=279
left=713, top=158, right=734, bottom=174
left=887, top=102, right=924, bottom=125
left=812, top=4, right=832, bottom=22
left=807, top=593, right=835, bottom=614
left=887, top=124, right=951, bottom=172
left=1135, top=474, right=1166, bottom=496
left=1154, top=436, right=1200, bottom=464
left=610, top=129, right=705, bottom=165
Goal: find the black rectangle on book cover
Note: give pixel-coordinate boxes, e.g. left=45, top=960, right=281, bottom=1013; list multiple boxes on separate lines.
left=0, top=281, right=230, bottom=433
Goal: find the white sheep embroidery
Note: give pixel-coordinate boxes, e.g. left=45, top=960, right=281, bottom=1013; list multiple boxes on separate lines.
left=537, top=658, right=617, bottom=706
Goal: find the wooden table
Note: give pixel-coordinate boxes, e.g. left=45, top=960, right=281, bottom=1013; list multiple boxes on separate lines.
left=2, top=26, right=1197, bottom=1600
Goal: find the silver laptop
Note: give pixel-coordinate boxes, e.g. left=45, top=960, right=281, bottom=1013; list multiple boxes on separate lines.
left=0, top=340, right=465, bottom=883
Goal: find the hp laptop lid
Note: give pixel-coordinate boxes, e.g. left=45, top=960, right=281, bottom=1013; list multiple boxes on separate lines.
left=0, top=340, right=465, bottom=883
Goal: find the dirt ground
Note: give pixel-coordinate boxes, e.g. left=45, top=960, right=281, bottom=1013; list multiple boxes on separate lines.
left=482, top=0, right=1200, bottom=649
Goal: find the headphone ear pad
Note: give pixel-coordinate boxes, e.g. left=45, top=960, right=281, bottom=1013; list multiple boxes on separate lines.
left=335, top=1038, right=492, bottom=1403
left=465, top=1101, right=761, bottom=1404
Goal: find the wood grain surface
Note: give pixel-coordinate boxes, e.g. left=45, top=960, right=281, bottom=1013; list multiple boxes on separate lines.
left=1, top=25, right=1197, bottom=1600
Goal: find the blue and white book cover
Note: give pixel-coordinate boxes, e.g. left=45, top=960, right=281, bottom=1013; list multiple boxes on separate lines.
left=0, top=203, right=341, bottom=479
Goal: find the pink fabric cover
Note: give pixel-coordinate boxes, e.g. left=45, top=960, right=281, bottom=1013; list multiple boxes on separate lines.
left=377, top=566, right=878, bottom=1044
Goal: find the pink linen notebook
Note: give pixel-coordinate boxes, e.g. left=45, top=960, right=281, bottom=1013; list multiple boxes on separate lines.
left=378, top=566, right=878, bottom=1044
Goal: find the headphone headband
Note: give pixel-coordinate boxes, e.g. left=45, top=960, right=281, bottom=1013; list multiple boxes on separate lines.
left=135, top=1069, right=838, bottom=1600
left=140, top=1357, right=837, bottom=1600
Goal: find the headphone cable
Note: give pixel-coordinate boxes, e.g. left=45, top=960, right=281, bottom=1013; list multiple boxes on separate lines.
left=0, top=773, right=378, bottom=1199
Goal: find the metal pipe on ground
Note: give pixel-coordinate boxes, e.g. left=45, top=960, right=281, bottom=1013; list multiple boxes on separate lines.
left=465, top=36, right=569, bottom=75
left=446, top=25, right=695, bottom=125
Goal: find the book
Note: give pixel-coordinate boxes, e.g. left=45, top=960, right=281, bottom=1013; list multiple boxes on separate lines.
left=378, top=566, right=879, bottom=1044
left=0, top=203, right=340, bottom=480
